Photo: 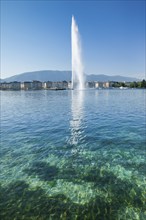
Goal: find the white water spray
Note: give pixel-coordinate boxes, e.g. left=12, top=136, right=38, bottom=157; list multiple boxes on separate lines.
left=71, top=16, right=85, bottom=90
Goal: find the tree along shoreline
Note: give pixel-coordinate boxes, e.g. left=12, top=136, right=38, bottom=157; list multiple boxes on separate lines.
left=112, top=80, right=146, bottom=88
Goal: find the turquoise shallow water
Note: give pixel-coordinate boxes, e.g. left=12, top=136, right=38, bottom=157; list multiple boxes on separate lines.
left=0, top=89, right=146, bottom=219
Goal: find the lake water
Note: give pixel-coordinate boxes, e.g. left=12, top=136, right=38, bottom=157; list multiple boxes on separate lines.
left=0, top=89, right=145, bottom=219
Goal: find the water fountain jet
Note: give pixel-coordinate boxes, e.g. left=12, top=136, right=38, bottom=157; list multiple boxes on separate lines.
left=71, top=16, right=85, bottom=90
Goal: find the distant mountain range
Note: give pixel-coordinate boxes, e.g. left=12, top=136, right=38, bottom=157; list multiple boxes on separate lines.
left=1, top=70, right=140, bottom=82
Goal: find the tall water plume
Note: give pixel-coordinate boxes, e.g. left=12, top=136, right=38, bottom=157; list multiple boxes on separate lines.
left=71, top=16, right=85, bottom=90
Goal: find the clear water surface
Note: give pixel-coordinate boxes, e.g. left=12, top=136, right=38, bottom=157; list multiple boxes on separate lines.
left=0, top=89, right=146, bottom=219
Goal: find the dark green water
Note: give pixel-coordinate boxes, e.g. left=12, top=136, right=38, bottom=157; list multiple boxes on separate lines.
left=0, top=89, right=146, bottom=219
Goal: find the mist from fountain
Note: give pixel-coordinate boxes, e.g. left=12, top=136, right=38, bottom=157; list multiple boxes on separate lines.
left=71, top=16, right=85, bottom=90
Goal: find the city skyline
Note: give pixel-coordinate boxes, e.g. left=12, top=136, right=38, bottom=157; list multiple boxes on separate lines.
left=1, top=0, right=145, bottom=79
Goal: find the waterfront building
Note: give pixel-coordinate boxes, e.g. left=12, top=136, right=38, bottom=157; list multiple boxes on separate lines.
left=51, top=81, right=68, bottom=89
left=103, top=82, right=112, bottom=88
left=52, top=82, right=59, bottom=89
left=68, top=81, right=72, bottom=89
left=43, top=81, right=53, bottom=89
left=62, top=81, right=68, bottom=89
left=0, top=82, right=11, bottom=90
left=95, top=82, right=104, bottom=88
left=21, top=81, right=42, bottom=90
left=1, top=80, right=114, bottom=90
left=86, top=81, right=95, bottom=88
left=32, top=81, right=42, bottom=90
left=21, top=82, right=32, bottom=90
left=0, top=82, right=21, bottom=90
left=95, top=81, right=112, bottom=89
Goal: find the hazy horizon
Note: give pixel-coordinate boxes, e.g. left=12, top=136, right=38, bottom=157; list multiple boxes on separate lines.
left=1, top=1, right=145, bottom=79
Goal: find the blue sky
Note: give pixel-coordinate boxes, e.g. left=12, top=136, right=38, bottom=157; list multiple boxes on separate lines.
left=1, top=0, right=145, bottom=79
